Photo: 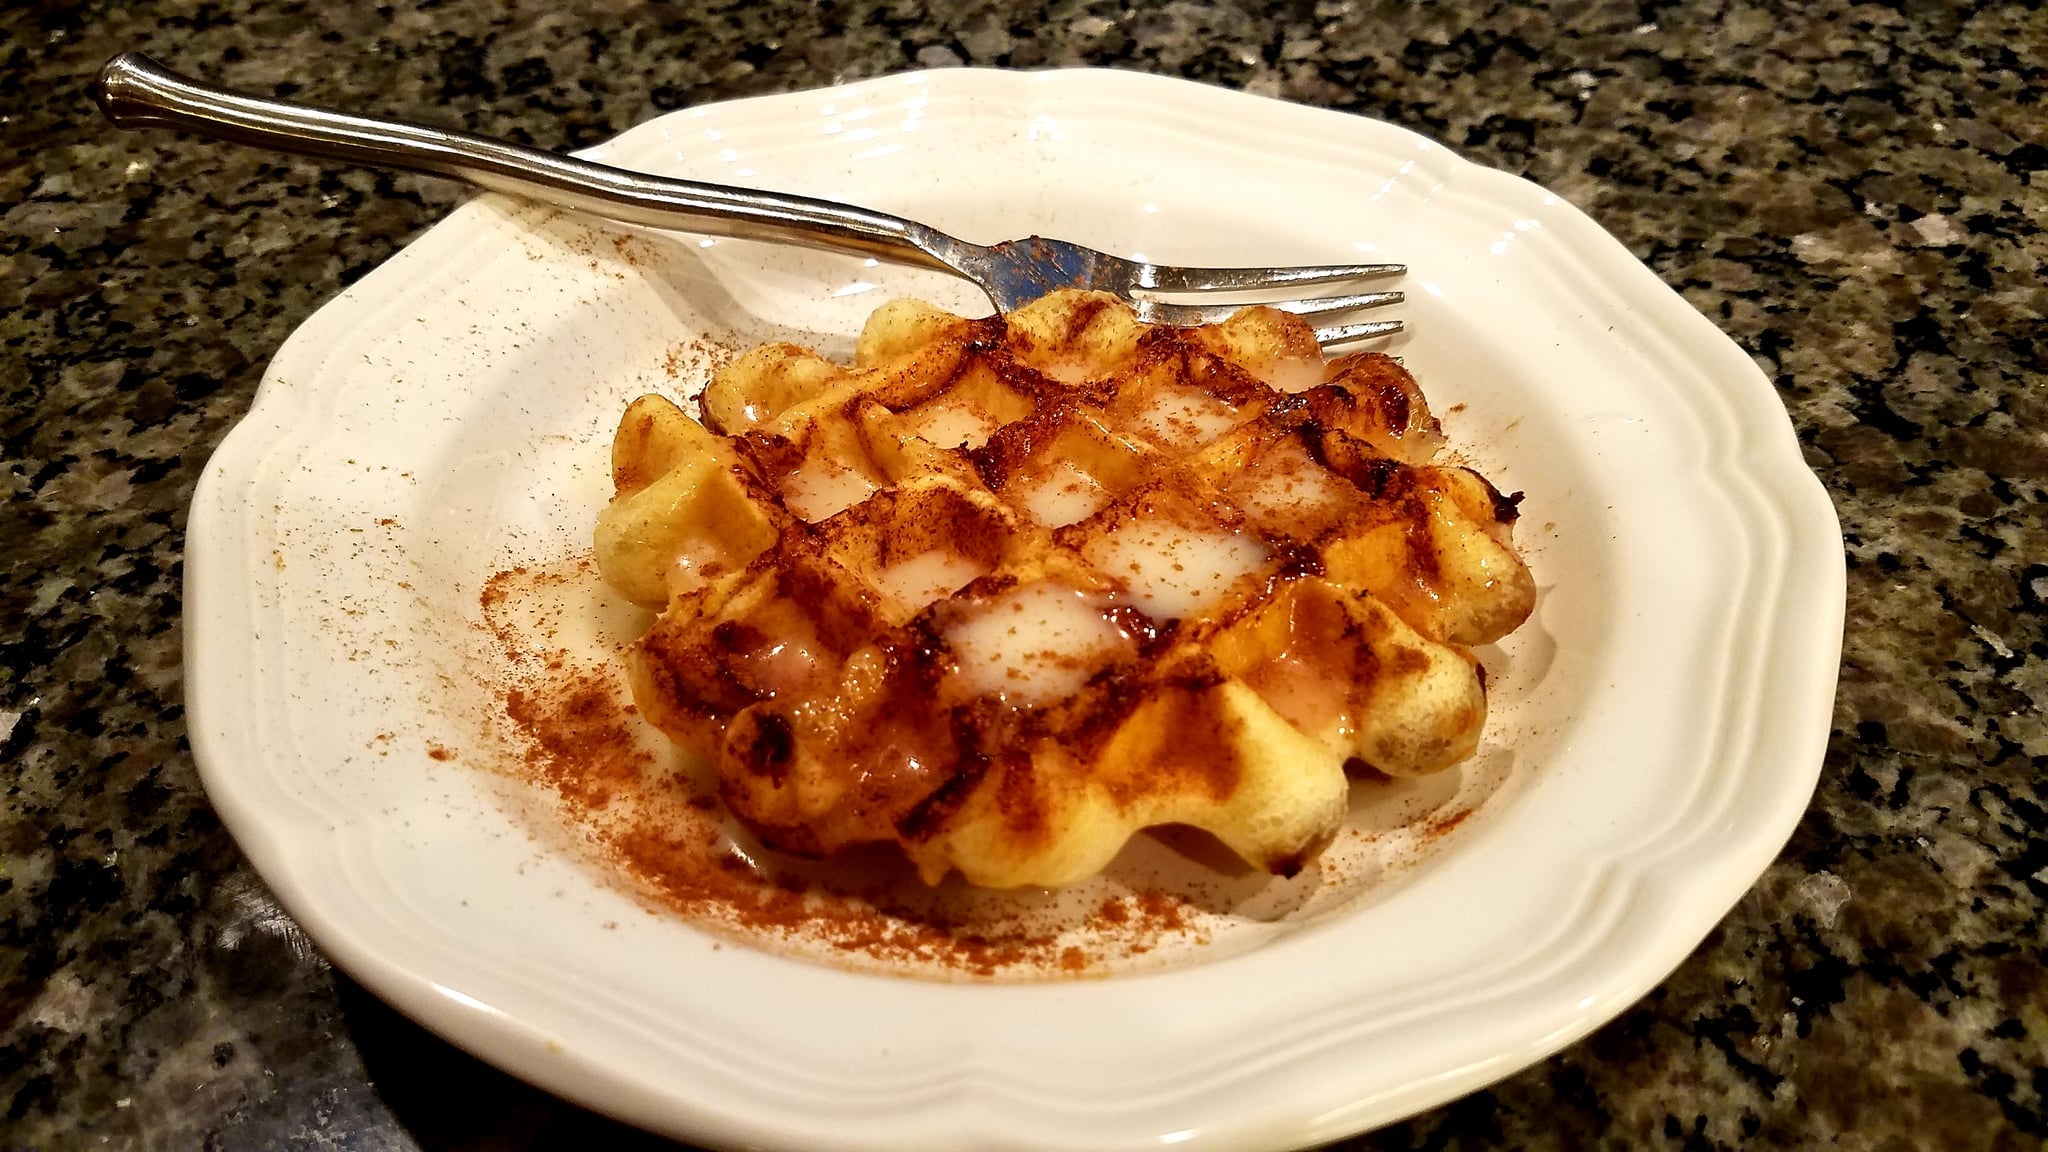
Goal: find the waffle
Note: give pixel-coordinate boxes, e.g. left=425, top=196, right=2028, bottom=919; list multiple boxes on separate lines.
left=593, top=290, right=1535, bottom=889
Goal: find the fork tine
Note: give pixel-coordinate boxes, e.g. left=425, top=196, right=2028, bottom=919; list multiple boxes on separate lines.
left=1314, top=319, right=1405, bottom=346
left=1140, top=262, right=1405, bottom=292
left=1277, top=290, right=1404, bottom=318
left=1136, top=290, right=1403, bottom=327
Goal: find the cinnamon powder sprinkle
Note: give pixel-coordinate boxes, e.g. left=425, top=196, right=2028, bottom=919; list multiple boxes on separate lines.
left=663, top=336, right=737, bottom=381
left=478, top=559, right=1206, bottom=978
left=1420, top=806, right=1475, bottom=842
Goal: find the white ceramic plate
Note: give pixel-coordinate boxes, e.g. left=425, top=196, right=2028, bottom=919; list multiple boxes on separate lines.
left=185, top=69, right=1844, bottom=1150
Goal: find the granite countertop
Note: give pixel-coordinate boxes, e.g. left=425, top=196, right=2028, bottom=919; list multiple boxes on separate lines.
left=4, top=1, right=2043, bottom=1148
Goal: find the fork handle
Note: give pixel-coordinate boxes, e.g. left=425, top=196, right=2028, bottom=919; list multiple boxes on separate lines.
left=93, top=52, right=956, bottom=272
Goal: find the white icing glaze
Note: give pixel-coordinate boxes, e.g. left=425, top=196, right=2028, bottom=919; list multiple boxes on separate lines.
left=1255, top=356, right=1326, bottom=394
left=903, top=401, right=997, bottom=449
left=1087, top=518, right=1269, bottom=620
left=946, top=581, right=1131, bottom=705
left=782, top=456, right=880, bottom=522
left=1236, top=439, right=1348, bottom=523
left=1014, top=460, right=1110, bottom=527
left=873, top=550, right=987, bottom=612
left=1133, top=386, right=1239, bottom=449
left=1037, top=357, right=1097, bottom=385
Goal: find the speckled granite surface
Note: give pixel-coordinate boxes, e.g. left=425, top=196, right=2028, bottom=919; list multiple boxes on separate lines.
left=3, top=0, right=2043, bottom=1148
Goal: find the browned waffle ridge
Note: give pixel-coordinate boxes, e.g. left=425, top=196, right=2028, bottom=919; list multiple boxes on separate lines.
left=593, top=290, right=1535, bottom=889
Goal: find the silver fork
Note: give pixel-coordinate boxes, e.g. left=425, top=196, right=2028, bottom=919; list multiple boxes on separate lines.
left=92, top=53, right=1405, bottom=345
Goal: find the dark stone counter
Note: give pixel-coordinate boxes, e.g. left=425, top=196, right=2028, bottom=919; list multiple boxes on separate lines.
left=3, top=1, right=2042, bottom=1148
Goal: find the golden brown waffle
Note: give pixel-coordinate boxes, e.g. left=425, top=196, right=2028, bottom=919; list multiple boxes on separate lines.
left=594, top=290, right=1535, bottom=889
